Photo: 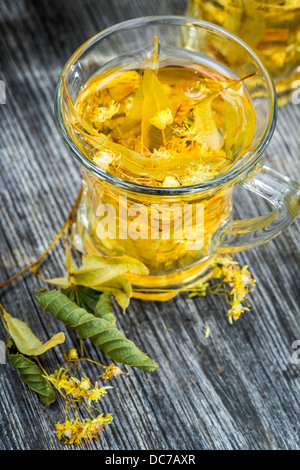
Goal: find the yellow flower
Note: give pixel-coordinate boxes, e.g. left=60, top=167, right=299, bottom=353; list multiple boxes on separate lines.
left=47, top=368, right=70, bottom=391
left=91, top=101, right=120, bottom=123
left=240, top=265, right=255, bottom=287
left=152, top=147, right=177, bottom=160
left=63, top=377, right=89, bottom=398
left=229, top=265, right=255, bottom=300
left=47, top=370, right=92, bottom=398
left=150, top=108, right=173, bottom=130
left=211, top=255, right=238, bottom=279
left=86, top=382, right=112, bottom=405
left=63, top=348, right=79, bottom=361
left=78, top=378, right=91, bottom=391
left=179, top=162, right=216, bottom=185
left=101, top=363, right=128, bottom=381
left=227, top=301, right=249, bottom=323
left=93, top=149, right=116, bottom=170
left=55, top=419, right=78, bottom=444
left=55, top=414, right=113, bottom=445
left=189, top=255, right=256, bottom=322
left=175, top=124, right=201, bottom=143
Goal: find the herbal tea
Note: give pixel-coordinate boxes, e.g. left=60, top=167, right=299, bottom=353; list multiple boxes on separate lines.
left=57, top=19, right=300, bottom=299
left=72, top=45, right=255, bottom=187
left=186, top=0, right=300, bottom=104
left=65, top=40, right=256, bottom=296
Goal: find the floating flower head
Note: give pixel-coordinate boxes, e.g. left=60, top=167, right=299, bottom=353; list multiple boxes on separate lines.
left=150, top=108, right=173, bottom=130
left=91, top=101, right=120, bottom=123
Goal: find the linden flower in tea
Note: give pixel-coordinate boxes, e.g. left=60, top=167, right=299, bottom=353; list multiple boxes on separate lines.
left=69, top=39, right=256, bottom=188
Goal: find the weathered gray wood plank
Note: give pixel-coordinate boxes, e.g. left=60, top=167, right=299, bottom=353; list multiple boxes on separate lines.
left=1, top=0, right=300, bottom=450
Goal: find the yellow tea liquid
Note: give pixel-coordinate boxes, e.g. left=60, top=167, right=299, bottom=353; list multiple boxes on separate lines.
left=186, top=0, right=300, bottom=104
left=74, top=56, right=255, bottom=187
left=68, top=43, right=256, bottom=297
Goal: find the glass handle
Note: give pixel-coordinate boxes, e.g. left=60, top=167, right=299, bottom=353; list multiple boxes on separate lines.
left=213, top=163, right=300, bottom=254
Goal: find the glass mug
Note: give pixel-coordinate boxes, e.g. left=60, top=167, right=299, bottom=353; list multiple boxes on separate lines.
left=55, top=17, right=300, bottom=300
left=186, top=0, right=300, bottom=105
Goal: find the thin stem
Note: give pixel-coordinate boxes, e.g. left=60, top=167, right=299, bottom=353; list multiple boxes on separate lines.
left=65, top=401, right=68, bottom=422
left=82, top=357, right=106, bottom=369
left=79, top=338, right=84, bottom=359
left=65, top=222, right=75, bottom=280
left=36, top=357, right=49, bottom=376
left=0, top=187, right=83, bottom=289
left=197, top=72, right=258, bottom=106
left=0, top=304, right=9, bottom=332
left=83, top=402, right=94, bottom=420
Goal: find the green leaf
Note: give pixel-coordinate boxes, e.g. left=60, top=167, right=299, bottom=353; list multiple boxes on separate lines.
left=43, top=254, right=147, bottom=311
left=2, top=307, right=65, bottom=356
left=62, top=277, right=132, bottom=313
left=42, top=277, right=70, bottom=288
left=71, top=254, right=148, bottom=287
left=94, top=292, right=116, bottom=326
left=62, top=284, right=124, bottom=324
left=36, top=289, right=158, bottom=374
left=44, top=255, right=148, bottom=289
left=91, top=277, right=132, bottom=312
left=62, top=285, right=101, bottom=313
left=6, top=339, right=56, bottom=406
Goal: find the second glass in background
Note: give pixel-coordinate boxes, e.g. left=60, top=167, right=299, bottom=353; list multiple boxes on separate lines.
left=186, top=0, right=300, bottom=105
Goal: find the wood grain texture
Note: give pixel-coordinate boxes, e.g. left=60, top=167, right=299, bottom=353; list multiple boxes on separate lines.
left=0, top=0, right=300, bottom=450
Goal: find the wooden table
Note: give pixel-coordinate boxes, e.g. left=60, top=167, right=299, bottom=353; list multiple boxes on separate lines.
left=1, top=0, right=300, bottom=450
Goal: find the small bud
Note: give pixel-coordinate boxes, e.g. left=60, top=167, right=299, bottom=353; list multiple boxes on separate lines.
left=63, top=348, right=79, bottom=361
left=79, top=379, right=91, bottom=391
left=149, top=108, right=173, bottom=130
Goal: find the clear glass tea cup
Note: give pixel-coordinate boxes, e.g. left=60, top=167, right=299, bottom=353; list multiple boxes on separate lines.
left=55, top=16, right=300, bottom=300
left=186, top=0, right=300, bottom=105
